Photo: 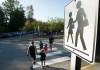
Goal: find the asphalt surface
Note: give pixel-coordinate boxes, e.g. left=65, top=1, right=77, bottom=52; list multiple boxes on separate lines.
left=0, top=35, right=99, bottom=70
left=0, top=36, right=71, bottom=70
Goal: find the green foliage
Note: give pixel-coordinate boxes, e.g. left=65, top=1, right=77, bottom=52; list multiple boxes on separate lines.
left=8, top=9, right=25, bottom=31
left=23, top=20, right=31, bottom=32
left=0, top=7, right=6, bottom=32
left=48, top=17, right=64, bottom=32
left=0, top=0, right=64, bottom=33
left=2, top=0, right=25, bottom=32
left=23, top=17, right=64, bottom=34
left=2, top=0, right=20, bottom=14
left=22, top=19, right=37, bottom=32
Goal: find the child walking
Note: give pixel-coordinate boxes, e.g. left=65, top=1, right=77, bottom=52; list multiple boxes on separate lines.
left=44, top=44, right=48, bottom=53
left=40, top=48, right=46, bottom=69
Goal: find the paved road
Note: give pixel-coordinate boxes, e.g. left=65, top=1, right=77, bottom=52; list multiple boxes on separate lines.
left=0, top=37, right=70, bottom=70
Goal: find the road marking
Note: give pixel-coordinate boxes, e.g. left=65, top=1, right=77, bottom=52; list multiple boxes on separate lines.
left=33, top=56, right=70, bottom=68
left=37, top=47, right=57, bottom=52
left=36, top=51, right=65, bottom=58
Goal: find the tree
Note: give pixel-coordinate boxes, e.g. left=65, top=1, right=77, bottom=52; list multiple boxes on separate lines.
left=0, top=6, right=6, bottom=32
left=2, top=0, right=19, bottom=23
left=2, top=0, right=25, bottom=32
left=22, top=20, right=32, bottom=32
left=22, top=19, right=37, bottom=32
left=23, top=17, right=64, bottom=35
left=26, top=5, right=34, bottom=21
left=9, top=8, right=25, bottom=31
left=25, top=5, right=34, bottom=32
left=48, top=17, right=64, bottom=33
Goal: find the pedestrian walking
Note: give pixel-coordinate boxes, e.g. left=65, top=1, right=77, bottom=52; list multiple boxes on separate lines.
left=27, top=41, right=37, bottom=67
left=39, top=40, right=43, bottom=50
left=44, top=44, right=48, bottom=53
left=39, top=48, right=46, bottom=69
left=48, top=32, right=54, bottom=51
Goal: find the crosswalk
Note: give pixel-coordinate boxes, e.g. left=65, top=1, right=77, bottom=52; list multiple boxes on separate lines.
left=32, top=47, right=70, bottom=69
left=18, top=40, right=70, bottom=69
left=33, top=41, right=70, bottom=69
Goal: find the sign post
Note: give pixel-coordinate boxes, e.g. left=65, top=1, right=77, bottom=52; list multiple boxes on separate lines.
left=71, top=53, right=81, bottom=70
left=64, top=0, right=99, bottom=70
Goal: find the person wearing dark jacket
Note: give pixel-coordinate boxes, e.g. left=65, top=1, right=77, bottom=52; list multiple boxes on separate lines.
left=49, top=35, right=54, bottom=51
left=39, top=40, right=43, bottom=50
left=27, top=41, right=37, bottom=65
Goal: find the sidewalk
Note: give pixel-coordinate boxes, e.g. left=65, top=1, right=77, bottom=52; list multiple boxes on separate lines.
left=81, top=62, right=100, bottom=70
left=48, top=60, right=98, bottom=70
left=33, top=61, right=100, bottom=70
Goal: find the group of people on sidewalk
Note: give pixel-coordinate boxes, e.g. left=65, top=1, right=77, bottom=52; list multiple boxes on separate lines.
left=27, top=32, right=54, bottom=69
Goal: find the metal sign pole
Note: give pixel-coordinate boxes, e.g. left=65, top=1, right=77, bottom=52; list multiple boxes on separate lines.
left=75, top=56, right=81, bottom=70
left=71, top=53, right=81, bottom=70
left=71, top=53, right=76, bottom=70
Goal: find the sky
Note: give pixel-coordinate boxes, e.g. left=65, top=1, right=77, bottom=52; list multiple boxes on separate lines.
left=0, top=0, right=70, bottom=22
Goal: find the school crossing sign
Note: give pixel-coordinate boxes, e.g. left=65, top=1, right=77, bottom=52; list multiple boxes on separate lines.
left=64, top=0, right=99, bottom=63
